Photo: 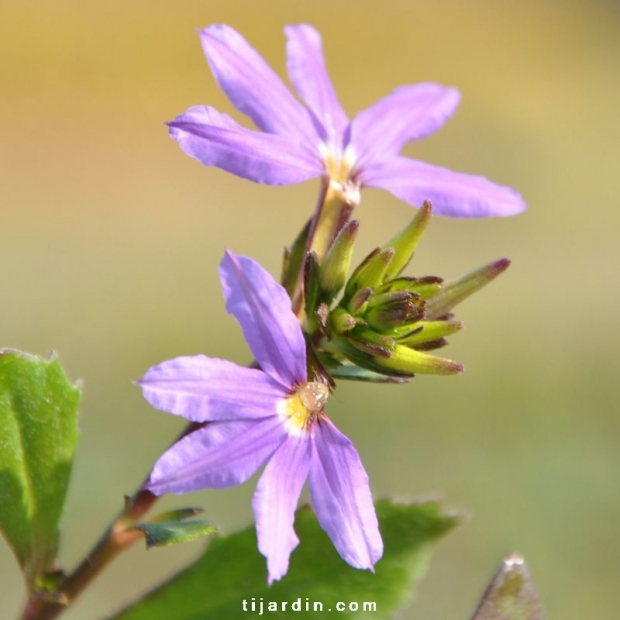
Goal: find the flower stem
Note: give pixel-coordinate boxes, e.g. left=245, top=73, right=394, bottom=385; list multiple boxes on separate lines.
left=290, top=178, right=353, bottom=316
left=306, top=179, right=354, bottom=261
left=20, top=422, right=203, bottom=620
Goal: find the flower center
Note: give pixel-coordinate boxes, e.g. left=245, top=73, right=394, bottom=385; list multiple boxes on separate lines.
left=281, top=381, right=330, bottom=436
left=320, top=143, right=361, bottom=208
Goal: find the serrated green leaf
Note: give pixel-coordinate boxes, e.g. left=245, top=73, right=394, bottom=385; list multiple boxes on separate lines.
left=113, top=500, right=460, bottom=620
left=470, top=553, right=546, bottom=620
left=132, top=520, right=216, bottom=549
left=0, top=349, right=80, bottom=587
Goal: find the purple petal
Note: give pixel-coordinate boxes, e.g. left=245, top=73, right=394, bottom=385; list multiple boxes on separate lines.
left=285, top=25, right=349, bottom=144
left=138, top=355, right=285, bottom=422
left=360, top=156, right=527, bottom=217
left=350, top=84, right=461, bottom=169
left=219, top=251, right=307, bottom=388
left=169, top=106, right=323, bottom=185
left=200, top=25, right=317, bottom=142
left=147, top=416, right=286, bottom=495
left=308, top=419, right=382, bottom=570
left=253, top=434, right=312, bottom=583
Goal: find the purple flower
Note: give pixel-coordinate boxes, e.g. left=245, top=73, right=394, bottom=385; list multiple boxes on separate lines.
left=138, top=251, right=382, bottom=583
left=169, top=24, right=525, bottom=217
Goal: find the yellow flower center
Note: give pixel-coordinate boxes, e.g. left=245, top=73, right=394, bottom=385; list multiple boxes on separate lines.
left=280, top=382, right=330, bottom=436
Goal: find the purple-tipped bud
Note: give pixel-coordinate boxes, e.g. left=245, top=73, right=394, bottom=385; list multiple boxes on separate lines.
left=425, top=258, right=511, bottom=320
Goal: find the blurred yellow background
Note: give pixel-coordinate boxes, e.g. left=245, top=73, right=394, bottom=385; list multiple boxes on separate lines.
left=1, top=1, right=619, bottom=618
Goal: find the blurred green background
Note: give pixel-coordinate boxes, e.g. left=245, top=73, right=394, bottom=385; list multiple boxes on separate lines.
left=1, top=1, right=618, bottom=618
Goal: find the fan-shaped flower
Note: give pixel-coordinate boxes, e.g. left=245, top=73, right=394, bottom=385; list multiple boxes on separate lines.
left=138, top=251, right=382, bottom=582
left=168, top=24, right=525, bottom=217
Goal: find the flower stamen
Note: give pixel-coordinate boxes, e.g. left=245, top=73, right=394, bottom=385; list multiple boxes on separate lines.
left=281, top=381, right=330, bottom=435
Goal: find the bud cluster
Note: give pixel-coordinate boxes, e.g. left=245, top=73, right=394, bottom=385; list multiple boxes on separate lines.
left=298, top=202, right=510, bottom=382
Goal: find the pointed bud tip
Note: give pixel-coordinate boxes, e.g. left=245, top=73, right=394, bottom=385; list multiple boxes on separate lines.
left=490, top=257, right=511, bottom=275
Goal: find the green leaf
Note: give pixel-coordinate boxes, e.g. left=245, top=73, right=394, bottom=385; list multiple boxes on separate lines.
left=471, top=553, right=546, bottom=620
left=132, top=520, right=216, bottom=549
left=113, top=500, right=460, bottom=620
left=0, top=349, right=80, bottom=587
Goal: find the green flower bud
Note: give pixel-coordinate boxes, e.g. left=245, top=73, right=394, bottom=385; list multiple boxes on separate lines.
left=375, top=344, right=464, bottom=376
left=330, top=307, right=357, bottom=335
left=318, top=220, right=359, bottom=301
left=425, top=258, right=511, bottom=320
left=382, top=200, right=432, bottom=280
left=344, top=248, right=394, bottom=299
left=303, top=208, right=510, bottom=383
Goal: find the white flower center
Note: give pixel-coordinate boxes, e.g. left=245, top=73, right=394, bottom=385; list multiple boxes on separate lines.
left=320, top=143, right=361, bottom=208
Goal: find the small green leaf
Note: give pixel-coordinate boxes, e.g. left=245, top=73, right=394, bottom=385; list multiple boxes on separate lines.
left=471, top=553, right=546, bottom=620
left=132, top=520, right=216, bottom=549
left=0, top=349, right=80, bottom=587
left=112, top=500, right=460, bottom=620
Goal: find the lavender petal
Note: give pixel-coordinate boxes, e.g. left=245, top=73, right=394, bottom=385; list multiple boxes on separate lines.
left=360, top=156, right=527, bottom=217
left=253, top=434, right=312, bottom=583
left=309, top=419, right=383, bottom=570
left=200, top=25, right=316, bottom=142
left=147, top=416, right=286, bottom=495
left=351, top=83, right=461, bottom=169
left=285, top=24, right=349, bottom=144
left=219, top=251, right=307, bottom=388
left=169, top=106, right=323, bottom=185
left=137, top=355, right=285, bottom=422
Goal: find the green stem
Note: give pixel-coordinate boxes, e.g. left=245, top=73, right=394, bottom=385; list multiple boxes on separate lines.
left=291, top=178, right=353, bottom=316
left=20, top=423, right=203, bottom=620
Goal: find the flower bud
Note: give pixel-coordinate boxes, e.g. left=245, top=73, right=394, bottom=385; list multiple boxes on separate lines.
left=345, top=248, right=394, bottom=298
left=318, top=220, right=359, bottom=301
left=382, top=200, right=432, bottom=280
left=425, top=258, right=511, bottom=320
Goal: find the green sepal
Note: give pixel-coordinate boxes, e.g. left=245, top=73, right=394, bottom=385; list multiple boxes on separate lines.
left=347, top=286, right=373, bottom=315
left=471, top=553, right=546, bottom=620
left=318, top=220, right=359, bottom=301
left=383, top=200, right=432, bottom=280
left=344, top=248, right=394, bottom=299
left=131, top=520, right=216, bottom=550
left=281, top=217, right=311, bottom=298
left=112, top=500, right=461, bottom=620
left=0, top=349, right=81, bottom=588
left=325, top=364, right=412, bottom=383
left=425, top=258, right=511, bottom=320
